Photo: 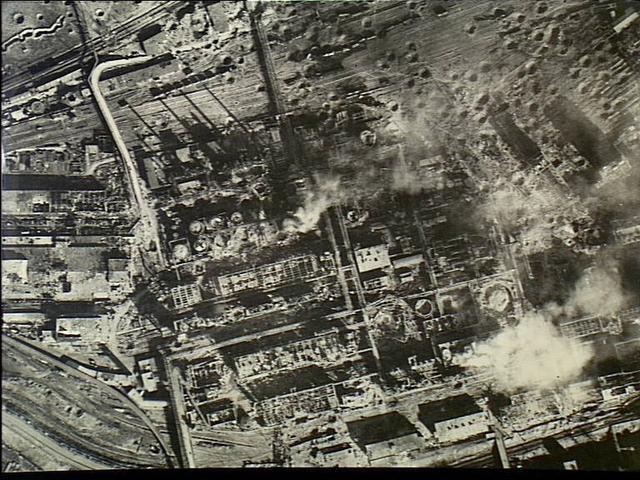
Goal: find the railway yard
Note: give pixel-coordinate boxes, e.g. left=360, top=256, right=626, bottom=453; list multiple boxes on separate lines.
left=2, top=0, right=640, bottom=472
left=2, top=335, right=171, bottom=470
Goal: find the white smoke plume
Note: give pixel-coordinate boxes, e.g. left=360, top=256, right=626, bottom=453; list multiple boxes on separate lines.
left=283, top=175, right=345, bottom=234
left=477, top=179, right=593, bottom=255
left=559, top=262, right=628, bottom=318
left=463, top=261, right=628, bottom=393
left=391, top=159, right=424, bottom=195
left=462, top=312, right=593, bottom=393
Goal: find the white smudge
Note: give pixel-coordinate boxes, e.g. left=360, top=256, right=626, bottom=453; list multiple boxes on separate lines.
left=478, top=180, right=592, bottom=255
left=565, top=263, right=628, bottom=317
left=463, top=261, right=628, bottom=393
left=544, top=261, right=628, bottom=319
left=283, top=175, right=344, bottom=234
left=462, top=311, right=593, bottom=393
left=391, top=160, right=425, bottom=195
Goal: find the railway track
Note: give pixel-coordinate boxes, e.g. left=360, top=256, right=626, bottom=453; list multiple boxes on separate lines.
left=3, top=334, right=176, bottom=467
left=3, top=409, right=116, bottom=470
left=2, top=2, right=181, bottom=98
left=3, top=381, right=163, bottom=469
left=450, top=409, right=638, bottom=468
left=4, top=353, right=150, bottom=432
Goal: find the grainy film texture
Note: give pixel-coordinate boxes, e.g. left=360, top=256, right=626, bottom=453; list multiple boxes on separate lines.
left=1, top=0, right=639, bottom=471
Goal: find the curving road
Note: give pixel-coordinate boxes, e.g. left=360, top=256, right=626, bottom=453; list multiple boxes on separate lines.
left=2, top=1, right=182, bottom=98
left=89, top=57, right=166, bottom=269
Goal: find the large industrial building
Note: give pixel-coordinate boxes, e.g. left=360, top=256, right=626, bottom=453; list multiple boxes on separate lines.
left=418, top=394, right=489, bottom=444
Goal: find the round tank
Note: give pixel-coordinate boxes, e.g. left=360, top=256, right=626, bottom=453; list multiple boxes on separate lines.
left=193, top=237, right=210, bottom=252
left=209, top=216, right=225, bottom=229
left=213, top=234, right=227, bottom=247
left=173, top=243, right=190, bottom=260
left=30, top=100, right=46, bottom=115
left=415, top=299, right=433, bottom=317
left=231, top=212, right=244, bottom=224
left=189, top=220, right=204, bottom=235
left=486, top=286, right=511, bottom=312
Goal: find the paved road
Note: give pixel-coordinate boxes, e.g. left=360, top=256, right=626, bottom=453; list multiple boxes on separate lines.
left=3, top=409, right=114, bottom=470
left=165, top=363, right=197, bottom=468
left=323, top=211, right=354, bottom=311
left=89, top=57, right=166, bottom=269
left=2, top=2, right=180, bottom=98
left=171, top=319, right=313, bottom=361
left=327, top=205, right=384, bottom=372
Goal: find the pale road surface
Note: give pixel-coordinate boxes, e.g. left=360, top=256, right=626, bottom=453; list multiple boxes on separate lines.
left=86, top=155, right=117, bottom=175
left=166, top=363, right=197, bottom=468
left=3, top=409, right=115, bottom=470
left=89, top=57, right=166, bottom=269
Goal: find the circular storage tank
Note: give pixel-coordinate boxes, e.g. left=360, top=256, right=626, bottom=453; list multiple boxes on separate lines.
left=441, top=347, right=452, bottom=363
left=213, top=234, right=227, bottom=248
left=189, top=220, right=204, bottom=235
left=231, top=212, right=243, bottom=224
left=253, top=181, right=267, bottom=197
left=415, top=299, right=434, bottom=317
left=234, top=226, right=248, bottom=242
left=360, top=130, right=376, bottom=146
left=30, top=100, right=46, bottom=115
left=173, top=243, right=190, bottom=260
left=486, top=286, right=512, bottom=313
left=193, top=237, right=210, bottom=252
left=209, top=216, right=225, bottom=229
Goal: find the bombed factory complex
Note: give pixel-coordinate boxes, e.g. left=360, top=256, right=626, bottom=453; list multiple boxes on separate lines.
left=1, top=0, right=640, bottom=472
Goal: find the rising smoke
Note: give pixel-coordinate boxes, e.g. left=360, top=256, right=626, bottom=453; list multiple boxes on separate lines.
left=477, top=180, right=591, bottom=254
left=550, top=261, right=628, bottom=318
left=283, top=153, right=430, bottom=233
left=462, top=311, right=593, bottom=393
left=463, top=261, right=628, bottom=393
left=592, top=160, right=640, bottom=213
left=283, top=175, right=345, bottom=234
left=391, top=159, right=424, bottom=195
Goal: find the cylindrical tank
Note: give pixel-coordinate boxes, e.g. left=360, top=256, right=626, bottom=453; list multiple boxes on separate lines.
left=231, top=212, right=243, bottom=224
left=30, top=100, right=46, bottom=115
left=416, top=299, right=433, bottom=317
left=486, top=286, right=511, bottom=313
left=209, top=216, right=225, bottom=229
left=189, top=220, right=204, bottom=235
left=193, top=237, right=210, bottom=252
left=234, top=226, right=248, bottom=242
left=173, top=243, right=190, bottom=260
left=360, top=130, right=376, bottom=146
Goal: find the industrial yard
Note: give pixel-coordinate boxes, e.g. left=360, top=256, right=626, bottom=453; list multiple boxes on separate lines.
left=2, top=0, right=640, bottom=472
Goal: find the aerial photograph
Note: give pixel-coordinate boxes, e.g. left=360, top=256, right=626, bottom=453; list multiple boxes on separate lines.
left=1, top=0, right=639, bottom=472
